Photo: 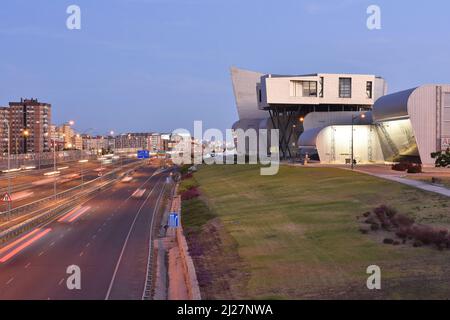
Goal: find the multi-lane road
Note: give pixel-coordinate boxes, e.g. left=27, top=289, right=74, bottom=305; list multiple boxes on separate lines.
left=0, top=157, right=137, bottom=210
left=0, top=165, right=172, bottom=299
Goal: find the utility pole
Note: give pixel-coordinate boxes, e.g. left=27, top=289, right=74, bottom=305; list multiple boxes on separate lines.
left=4, top=119, right=11, bottom=216
left=351, top=113, right=366, bottom=170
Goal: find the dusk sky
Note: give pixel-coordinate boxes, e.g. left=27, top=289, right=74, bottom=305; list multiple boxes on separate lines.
left=1, top=0, right=450, bottom=135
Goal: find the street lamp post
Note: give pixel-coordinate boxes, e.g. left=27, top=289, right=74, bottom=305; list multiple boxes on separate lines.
left=351, top=113, right=366, bottom=170
left=52, top=137, right=57, bottom=198
left=3, top=119, right=11, bottom=216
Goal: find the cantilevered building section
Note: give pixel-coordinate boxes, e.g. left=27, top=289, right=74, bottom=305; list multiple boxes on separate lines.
left=230, top=67, right=387, bottom=158
left=230, top=67, right=269, bottom=120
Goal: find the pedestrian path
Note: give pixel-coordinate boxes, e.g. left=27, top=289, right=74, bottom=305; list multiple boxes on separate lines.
left=353, top=169, right=450, bottom=197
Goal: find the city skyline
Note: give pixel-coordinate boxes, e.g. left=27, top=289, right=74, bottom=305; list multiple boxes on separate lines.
left=1, top=0, right=450, bottom=134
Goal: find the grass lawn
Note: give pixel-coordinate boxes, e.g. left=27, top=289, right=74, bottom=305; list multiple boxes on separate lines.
left=181, top=164, right=450, bottom=299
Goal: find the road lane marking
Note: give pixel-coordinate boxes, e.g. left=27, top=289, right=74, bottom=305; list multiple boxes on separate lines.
left=38, top=251, right=44, bottom=257
left=24, top=262, right=31, bottom=269
left=50, top=241, right=55, bottom=247
left=58, top=278, right=64, bottom=286
left=0, top=228, right=52, bottom=263
left=105, top=175, right=164, bottom=300
left=79, top=251, right=84, bottom=257
left=86, top=242, right=90, bottom=248
left=6, top=277, right=14, bottom=285
left=142, top=180, right=167, bottom=299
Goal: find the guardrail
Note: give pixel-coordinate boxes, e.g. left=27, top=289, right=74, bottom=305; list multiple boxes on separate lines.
left=0, top=160, right=140, bottom=221
left=0, top=158, right=137, bottom=195
left=0, top=161, right=145, bottom=244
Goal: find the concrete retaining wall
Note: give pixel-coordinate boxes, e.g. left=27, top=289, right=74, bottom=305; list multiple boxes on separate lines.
left=170, top=195, right=201, bottom=300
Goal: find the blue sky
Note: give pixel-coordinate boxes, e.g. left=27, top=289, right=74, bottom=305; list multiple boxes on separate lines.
left=1, top=0, right=450, bottom=134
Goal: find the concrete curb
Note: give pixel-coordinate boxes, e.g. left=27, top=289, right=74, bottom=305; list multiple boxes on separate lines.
left=170, top=194, right=202, bottom=300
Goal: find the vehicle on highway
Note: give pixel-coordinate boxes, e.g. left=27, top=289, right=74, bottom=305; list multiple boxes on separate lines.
left=121, top=176, right=133, bottom=182
left=131, top=188, right=146, bottom=199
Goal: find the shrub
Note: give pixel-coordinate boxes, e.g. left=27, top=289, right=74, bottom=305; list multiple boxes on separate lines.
left=373, top=205, right=397, bottom=229
left=407, top=164, right=422, bottom=174
left=392, top=162, right=409, bottom=171
left=182, top=173, right=193, bottom=180
left=431, top=148, right=450, bottom=167
left=391, top=213, right=415, bottom=228
left=181, top=187, right=200, bottom=200
left=392, top=162, right=422, bottom=172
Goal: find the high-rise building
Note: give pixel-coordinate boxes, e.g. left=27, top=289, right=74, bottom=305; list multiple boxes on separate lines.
left=0, top=107, right=9, bottom=154
left=8, top=98, right=51, bottom=154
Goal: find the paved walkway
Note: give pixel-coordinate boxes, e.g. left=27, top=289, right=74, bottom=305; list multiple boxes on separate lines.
left=353, top=169, right=450, bottom=197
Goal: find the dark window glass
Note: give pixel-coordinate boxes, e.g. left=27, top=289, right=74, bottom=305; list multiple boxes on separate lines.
left=302, top=81, right=318, bottom=97
left=366, top=81, right=373, bottom=98
left=339, top=78, right=352, bottom=98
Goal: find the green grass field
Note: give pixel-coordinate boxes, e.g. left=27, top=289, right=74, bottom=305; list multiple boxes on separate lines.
left=181, top=164, right=450, bottom=299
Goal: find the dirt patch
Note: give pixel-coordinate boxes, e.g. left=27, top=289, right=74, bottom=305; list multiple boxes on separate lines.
left=185, top=217, right=250, bottom=299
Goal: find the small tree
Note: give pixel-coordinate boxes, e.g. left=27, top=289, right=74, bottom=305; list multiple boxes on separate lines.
left=431, top=148, right=450, bottom=167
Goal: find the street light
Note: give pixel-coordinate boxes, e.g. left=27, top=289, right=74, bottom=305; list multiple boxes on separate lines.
left=351, top=113, right=366, bottom=170
left=45, top=132, right=58, bottom=199
left=3, top=119, right=11, bottom=216
left=78, top=159, right=88, bottom=186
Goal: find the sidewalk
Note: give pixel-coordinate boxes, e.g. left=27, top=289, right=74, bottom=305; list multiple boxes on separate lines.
left=353, top=169, right=450, bottom=197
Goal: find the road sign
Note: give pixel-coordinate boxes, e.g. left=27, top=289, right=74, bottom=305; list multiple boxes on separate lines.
left=137, top=150, right=150, bottom=159
left=1, top=192, right=11, bottom=202
left=168, top=213, right=179, bottom=228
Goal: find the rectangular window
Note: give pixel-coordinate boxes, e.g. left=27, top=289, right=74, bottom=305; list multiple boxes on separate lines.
left=258, top=89, right=262, bottom=103
left=339, top=78, right=352, bottom=98
left=319, top=77, right=324, bottom=97
left=366, top=81, right=373, bottom=98
left=290, top=81, right=302, bottom=97
left=302, top=81, right=317, bottom=97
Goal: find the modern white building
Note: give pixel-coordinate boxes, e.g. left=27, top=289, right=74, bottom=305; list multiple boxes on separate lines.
left=231, top=66, right=450, bottom=166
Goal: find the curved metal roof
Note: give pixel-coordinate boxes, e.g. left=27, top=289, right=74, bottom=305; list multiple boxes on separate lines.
left=298, top=127, right=325, bottom=147
left=372, top=87, right=417, bottom=122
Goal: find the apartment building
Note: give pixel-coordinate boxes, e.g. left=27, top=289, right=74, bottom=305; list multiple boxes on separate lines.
left=82, top=135, right=108, bottom=152
left=8, top=98, right=51, bottom=154
left=0, top=107, right=9, bottom=154
left=115, top=133, right=152, bottom=150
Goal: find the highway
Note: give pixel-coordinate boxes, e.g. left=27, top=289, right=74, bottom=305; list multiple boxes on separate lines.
left=0, top=157, right=138, bottom=210
left=0, top=165, right=172, bottom=300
